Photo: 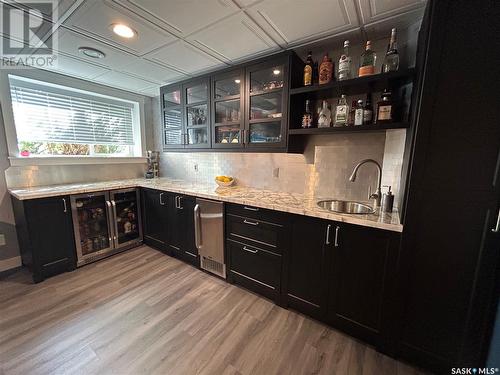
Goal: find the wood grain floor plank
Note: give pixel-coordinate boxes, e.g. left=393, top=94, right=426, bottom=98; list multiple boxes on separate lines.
left=0, top=246, right=428, bottom=375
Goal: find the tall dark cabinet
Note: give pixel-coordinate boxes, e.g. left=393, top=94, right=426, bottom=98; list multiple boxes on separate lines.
left=397, top=0, right=500, bottom=371
left=12, top=196, right=76, bottom=283
left=142, top=188, right=169, bottom=252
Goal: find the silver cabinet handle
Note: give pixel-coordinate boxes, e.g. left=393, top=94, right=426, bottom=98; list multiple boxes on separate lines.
left=334, top=226, right=340, bottom=247
left=243, top=246, right=258, bottom=254
left=194, top=204, right=202, bottom=249
left=492, top=209, right=500, bottom=233
left=244, top=206, right=259, bottom=211
left=325, top=224, right=332, bottom=245
left=178, top=196, right=183, bottom=210
left=243, top=219, right=259, bottom=226
left=62, top=198, right=67, bottom=213
left=175, top=196, right=179, bottom=209
left=159, top=192, right=165, bottom=205
left=111, top=200, right=117, bottom=241
left=105, top=200, right=113, bottom=244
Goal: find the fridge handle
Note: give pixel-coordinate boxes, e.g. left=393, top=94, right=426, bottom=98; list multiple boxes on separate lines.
left=194, top=204, right=202, bottom=250
left=106, top=200, right=114, bottom=244
left=111, top=200, right=118, bottom=242
left=62, top=198, right=67, bottom=213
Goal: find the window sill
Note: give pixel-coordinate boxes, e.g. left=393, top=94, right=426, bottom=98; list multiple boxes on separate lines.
left=9, top=156, right=148, bottom=167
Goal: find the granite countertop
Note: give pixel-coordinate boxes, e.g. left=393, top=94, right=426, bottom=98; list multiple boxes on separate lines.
left=8, top=178, right=403, bottom=232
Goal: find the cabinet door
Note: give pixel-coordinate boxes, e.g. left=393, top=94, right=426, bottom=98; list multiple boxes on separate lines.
left=26, top=196, right=76, bottom=282
left=245, top=57, right=288, bottom=149
left=212, top=69, right=245, bottom=149
left=184, top=78, right=211, bottom=149
left=282, top=215, right=330, bottom=319
left=167, top=194, right=199, bottom=266
left=142, top=189, right=168, bottom=251
left=328, top=223, right=400, bottom=347
left=161, top=85, right=184, bottom=149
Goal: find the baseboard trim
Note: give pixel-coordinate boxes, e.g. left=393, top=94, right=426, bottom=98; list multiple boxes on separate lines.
left=0, top=256, right=22, bottom=272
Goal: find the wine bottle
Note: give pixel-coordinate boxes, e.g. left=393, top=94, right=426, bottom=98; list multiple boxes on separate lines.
left=382, top=28, right=400, bottom=73
left=359, top=41, right=376, bottom=77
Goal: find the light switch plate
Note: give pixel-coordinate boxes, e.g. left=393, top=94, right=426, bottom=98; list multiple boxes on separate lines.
left=273, top=168, right=280, bottom=178
left=0, top=234, right=5, bottom=246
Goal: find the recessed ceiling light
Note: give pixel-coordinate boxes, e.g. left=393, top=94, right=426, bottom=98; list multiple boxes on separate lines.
left=273, top=69, right=281, bottom=75
left=111, top=23, right=136, bottom=38
left=234, top=79, right=241, bottom=84
left=78, top=47, right=105, bottom=59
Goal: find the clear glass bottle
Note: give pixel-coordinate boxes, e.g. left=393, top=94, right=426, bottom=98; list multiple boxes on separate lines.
left=359, top=41, right=376, bottom=77
left=383, top=28, right=400, bottom=73
left=338, top=40, right=352, bottom=81
left=317, top=100, right=332, bottom=128
left=334, top=95, right=349, bottom=127
left=348, top=100, right=357, bottom=126
left=354, top=99, right=364, bottom=126
left=301, top=99, right=313, bottom=128
left=303, top=51, right=313, bottom=86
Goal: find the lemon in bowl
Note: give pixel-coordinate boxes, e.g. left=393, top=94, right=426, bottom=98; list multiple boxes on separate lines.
left=215, top=175, right=235, bottom=187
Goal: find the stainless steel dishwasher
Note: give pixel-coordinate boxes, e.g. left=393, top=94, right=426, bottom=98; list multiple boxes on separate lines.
left=194, top=198, right=225, bottom=278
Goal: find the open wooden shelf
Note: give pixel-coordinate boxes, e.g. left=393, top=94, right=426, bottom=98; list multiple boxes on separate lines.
left=289, top=68, right=415, bottom=96
left=288, top=122, right=409, bottom=135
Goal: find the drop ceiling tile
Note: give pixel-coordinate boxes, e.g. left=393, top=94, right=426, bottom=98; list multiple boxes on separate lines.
left=8, top=0, right=78, bottom=21
left=246, top=0, right=359, bottom=47
left=364, top=7, right=425, bottom=40
left=119, top=0, right=239, bottom=37
left=63, top=0, right=177, bottom=55
left=92, top=70, right=157, bottom=91
left=358, top=0, right=426, bottom=23
left=145, top=40, right=226, bottom=75
left=138, top=86, right=160, bottom=97
left=54, top=28, right=134, bottom=69
left=119, top=58, right=188, bottom=83
left=45, top=52, right=111, bottom=79
left=188, top=13, right=279, bottom=62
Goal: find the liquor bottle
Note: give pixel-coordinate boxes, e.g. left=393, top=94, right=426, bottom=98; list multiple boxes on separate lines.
left=338, top=40, right=352, bottom=81
left=334, top=95, right=349, bottom=127
left=317, top=100, right=332, bottom=128
left=301, top=100, right=313, bottom=128
left=354, top=99, right=364, bottom=126
left=383, top=28, right=400, bottom=73
left=319, top=54, right=334, bottom=84
left=312, top=61, right=319, bottom=85
left=359, top=41, right=376, bottom=77
left=376, top=89, right=393, bottom=123
left=348, top=100, right=357, bottom=126
left=363, top=93, right=374, bottom=124
left=303, top=51, right=313, bottom=86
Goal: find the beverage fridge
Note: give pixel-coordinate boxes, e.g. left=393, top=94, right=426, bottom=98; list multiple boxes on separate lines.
left=70, top=188, right=143, bottom=267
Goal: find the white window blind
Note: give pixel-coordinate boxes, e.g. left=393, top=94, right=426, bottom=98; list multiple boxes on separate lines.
left=9, top=77, right=135, bottom=146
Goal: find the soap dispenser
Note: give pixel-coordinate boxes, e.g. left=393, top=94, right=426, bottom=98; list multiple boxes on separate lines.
left=381, top=185, right=394, bottom=213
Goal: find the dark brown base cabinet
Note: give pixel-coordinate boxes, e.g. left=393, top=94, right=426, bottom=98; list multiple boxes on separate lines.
left=141, top=188, right=199, bottom=267
left=283, top=214, right=400, bottom=351
left=11, top=196, right=76, bottom=283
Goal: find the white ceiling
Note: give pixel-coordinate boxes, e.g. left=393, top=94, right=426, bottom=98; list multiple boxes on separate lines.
left=1, top=0, right=426, bottom=97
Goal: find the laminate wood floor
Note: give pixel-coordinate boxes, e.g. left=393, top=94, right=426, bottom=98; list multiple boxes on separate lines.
left=0, top=246, right=427, bottom=375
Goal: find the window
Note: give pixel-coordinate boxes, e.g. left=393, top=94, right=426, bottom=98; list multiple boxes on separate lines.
left=8, top=75, right=141, bottom=157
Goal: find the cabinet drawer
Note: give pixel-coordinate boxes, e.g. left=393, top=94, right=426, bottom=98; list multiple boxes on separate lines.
left=226, top=213, right=285, bottom=254
left=226, top=203, right=288, bottom=224
left=228, top=239, right=281, bottom=293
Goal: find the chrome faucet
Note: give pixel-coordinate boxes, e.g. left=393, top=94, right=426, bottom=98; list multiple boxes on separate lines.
left=349, top=159, right=382, bottom=208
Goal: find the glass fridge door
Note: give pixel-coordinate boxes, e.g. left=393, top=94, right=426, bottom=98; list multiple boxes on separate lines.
left=110, top=188, right=143, bottom=248
left=71, top=192, right=113, bottom=264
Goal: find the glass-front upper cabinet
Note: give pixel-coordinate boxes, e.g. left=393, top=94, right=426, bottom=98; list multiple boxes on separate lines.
left=161, top=85, right=184, bottom=149
left=245, top=57, right=288, bottom=149
left=184, top=78, right=210, bottom=149
left=212, top=69, right=244, bottom=149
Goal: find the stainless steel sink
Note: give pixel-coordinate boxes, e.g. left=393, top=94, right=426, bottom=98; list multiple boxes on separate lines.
left=317, top=200, right=375, bottom=214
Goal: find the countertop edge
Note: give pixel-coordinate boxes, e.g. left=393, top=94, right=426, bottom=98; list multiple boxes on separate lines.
left=8, top=181, right=403, bottom=233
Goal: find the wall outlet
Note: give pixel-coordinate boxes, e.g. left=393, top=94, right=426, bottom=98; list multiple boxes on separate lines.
left=0, top=234, right=5, bottom=246
left=272, top=168, right=280, bottom=178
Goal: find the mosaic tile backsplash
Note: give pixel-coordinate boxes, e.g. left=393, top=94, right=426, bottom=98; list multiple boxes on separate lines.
left=150, top=92, right=406, bottom=207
